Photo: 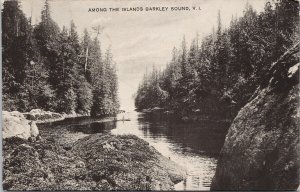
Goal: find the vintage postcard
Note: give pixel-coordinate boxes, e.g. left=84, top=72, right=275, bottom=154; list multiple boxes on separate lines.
left=2, top=0, right=299, bottom=191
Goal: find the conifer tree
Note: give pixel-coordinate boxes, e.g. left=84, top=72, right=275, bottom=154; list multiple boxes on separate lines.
left=2, top=1, right=33, bottom=111
left=135, top=0, right=299, bottom=119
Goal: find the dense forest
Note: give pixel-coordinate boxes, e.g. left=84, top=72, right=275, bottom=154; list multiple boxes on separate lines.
left=2, top=0, right=119, bottom=116
left=135, top=0, right=299, bottom=120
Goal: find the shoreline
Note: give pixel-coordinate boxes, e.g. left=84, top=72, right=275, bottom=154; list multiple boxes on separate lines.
left=3, top=130, right=186, bottom=190
left=139, top=108, right=233, bottom=123
left=22, top=109, right=120, bottom=124
left=3, top=110, right=186, bottom=190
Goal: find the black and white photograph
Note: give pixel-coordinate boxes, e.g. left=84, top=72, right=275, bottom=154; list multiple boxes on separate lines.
left=1, top=0, right=299, bottom=191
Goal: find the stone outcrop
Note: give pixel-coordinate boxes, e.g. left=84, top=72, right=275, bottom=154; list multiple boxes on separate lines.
left=22, top=109, right=88, bottom=123
left=3, top=111, right=39, bottom=140
left=211, top=42, right=299, bottom=190
left=71, top=134, right=186, bottom=190
left=23, top=109, right=65, bottom=123
left=3, top=133, right=186, bottom=191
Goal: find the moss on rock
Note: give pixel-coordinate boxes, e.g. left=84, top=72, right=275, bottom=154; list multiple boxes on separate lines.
left=3, top=133, right=186, bottom=190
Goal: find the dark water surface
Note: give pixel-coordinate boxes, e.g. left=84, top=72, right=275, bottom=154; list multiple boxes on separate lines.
left=40, top=111, right=230, bottom=190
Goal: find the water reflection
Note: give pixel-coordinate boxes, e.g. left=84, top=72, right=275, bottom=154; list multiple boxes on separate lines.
left=112, top=111, right=230, bottom=190
left=39, top=116, right=117, bottom=134
left=70, top=121, right=116, bottom=134
left=138, top=113, right=229, bottom=157
left=39, top=111, right=229, bottom=191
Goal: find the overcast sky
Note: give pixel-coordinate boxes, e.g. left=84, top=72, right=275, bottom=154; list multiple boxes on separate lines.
left=19, top=0, right=267, bottom=111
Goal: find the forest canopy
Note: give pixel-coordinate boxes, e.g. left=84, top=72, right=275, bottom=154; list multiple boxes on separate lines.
left=135, top=0, right=299, bottom=120
left=2, top=0, right=120, bottom=116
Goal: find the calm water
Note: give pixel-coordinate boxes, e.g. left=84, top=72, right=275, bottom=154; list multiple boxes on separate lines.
left=41, top=111, right=229, bottom=191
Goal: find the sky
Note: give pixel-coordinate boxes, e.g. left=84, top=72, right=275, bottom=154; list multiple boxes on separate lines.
left=19, top=0, right=267, bottom=111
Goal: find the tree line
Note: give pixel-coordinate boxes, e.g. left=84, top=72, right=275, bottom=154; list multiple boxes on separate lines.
left=135, top=0, right=299, bottom=119
left=2, top=0, right=119, bottom=116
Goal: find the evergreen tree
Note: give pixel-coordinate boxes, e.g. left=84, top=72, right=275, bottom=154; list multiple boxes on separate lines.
left=75, top=26, right=93, bottom=114
left=34, top=0, right=60, bottom=91
left=55, top=26, right=77, bottom=113
left=2, top=0, right=119, bottom=116
left=135, top=0, right=299, bottom=120
left=80, top=29, right=93, bottom=83
left=2, top=1, right=33, bottom=111
left=90, top=37, right=105, bottom=116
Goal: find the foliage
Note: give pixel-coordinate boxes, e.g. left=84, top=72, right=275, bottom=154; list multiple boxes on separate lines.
left=135, top=0, right=299, bottom=119
left=2, top=0, right=119, bottom=116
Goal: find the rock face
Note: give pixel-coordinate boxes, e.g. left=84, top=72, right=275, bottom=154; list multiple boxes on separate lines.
left=3, top=133, right=186, bottom=191
left=3, top=111, right=32, bottom=140
left=211, top=43, right=299, bottom=190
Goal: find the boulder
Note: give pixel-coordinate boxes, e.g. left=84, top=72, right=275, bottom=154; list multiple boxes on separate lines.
left=211, top=43, right=300, bottom=190
left=24, top=109, right=65, bottom=123
left=3, top=111, right=31, bottom=140
left=3, top=111, right=40, bottom=140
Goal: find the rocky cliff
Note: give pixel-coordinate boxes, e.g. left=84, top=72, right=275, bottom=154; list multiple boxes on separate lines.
left=211, top=42, right=299, bottom=190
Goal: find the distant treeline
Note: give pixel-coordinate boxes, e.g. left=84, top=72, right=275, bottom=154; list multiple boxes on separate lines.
left=135, top=1, right=299, bottom=119
left=2, top=0, right=119, bottom=116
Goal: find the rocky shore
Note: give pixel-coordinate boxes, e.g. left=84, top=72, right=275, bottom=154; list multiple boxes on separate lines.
left=3, top=111, right=40, bottom=140
left=22, top=109, right=86, bottom=123
left=2, top=111, right=186, bottom=190
left=211, top=43, right=299, bottom=190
